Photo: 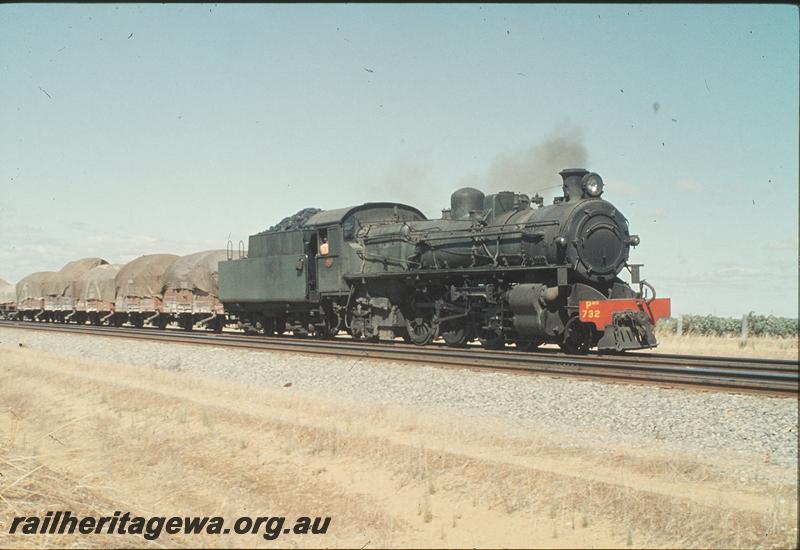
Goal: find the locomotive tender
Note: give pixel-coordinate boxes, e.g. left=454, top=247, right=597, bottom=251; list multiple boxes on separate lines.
left=220, top=168, right=670, bottom=353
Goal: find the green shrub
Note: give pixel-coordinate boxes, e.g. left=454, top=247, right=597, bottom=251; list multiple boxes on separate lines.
left=656, top=313, right=799, bottom=338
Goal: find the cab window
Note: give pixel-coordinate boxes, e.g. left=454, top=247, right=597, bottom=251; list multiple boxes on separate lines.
left=318, top=228, right=329, bottom=255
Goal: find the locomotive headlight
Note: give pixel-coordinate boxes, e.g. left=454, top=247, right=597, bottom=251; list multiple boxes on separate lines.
left=627, top=235, right=640, bottom=246
left=582, top=173, right=604, bottom=197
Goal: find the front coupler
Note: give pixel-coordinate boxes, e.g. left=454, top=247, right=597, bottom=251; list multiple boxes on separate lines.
left=580, top=297, right=671, bottom=351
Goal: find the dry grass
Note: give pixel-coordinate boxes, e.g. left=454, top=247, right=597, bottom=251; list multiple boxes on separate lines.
left=0, top=346, right=797, bottom=548
left=649, top=332, right=798, bottom=360
left=0, top=443, right=162, bottom=548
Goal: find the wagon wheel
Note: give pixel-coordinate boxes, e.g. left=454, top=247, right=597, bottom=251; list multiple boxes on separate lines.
left=180, top=315, right=193, bottom=331
left=406, top=316, right=439, bottom=346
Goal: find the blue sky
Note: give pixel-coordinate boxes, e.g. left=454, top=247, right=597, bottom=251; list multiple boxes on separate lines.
left=1, top=4, right=797, bottom=317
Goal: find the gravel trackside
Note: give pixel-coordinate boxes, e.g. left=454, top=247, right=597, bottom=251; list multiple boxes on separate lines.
left=1, top=327, right=797, bottom=483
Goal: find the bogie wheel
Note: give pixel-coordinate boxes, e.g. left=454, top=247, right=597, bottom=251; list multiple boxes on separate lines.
left=441, top=323, right=472, bottom=348
left=479, top=333, right=505, bottom=350
left=315, top=313, right=340, bottom=339
left=516, top=339, right=542, bottom=352
left=261, top=318, right=276, bottom=336
left=560, top=320, right=592, bottom=355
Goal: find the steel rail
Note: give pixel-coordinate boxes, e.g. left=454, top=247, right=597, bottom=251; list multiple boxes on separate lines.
left=2, top=319, right=793, bottom=372
left=1, top=320, right=797, bottom=396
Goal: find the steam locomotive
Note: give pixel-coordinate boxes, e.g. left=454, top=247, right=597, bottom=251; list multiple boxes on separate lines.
left=220, top=168, right=670, bottom=353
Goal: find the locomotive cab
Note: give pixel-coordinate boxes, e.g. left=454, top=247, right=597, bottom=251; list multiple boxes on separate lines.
left=219, top=202, right=426, bottom=336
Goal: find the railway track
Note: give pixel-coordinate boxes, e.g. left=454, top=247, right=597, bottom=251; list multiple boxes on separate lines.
left=1, top=320, right=797, bottom=396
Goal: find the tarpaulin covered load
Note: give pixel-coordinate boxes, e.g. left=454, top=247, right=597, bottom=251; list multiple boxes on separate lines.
left=0, top=278, right=15, bottom=304
left=59, top=257, right=108, bottom=298
left=16, top=272, right=65, bottom=302
left=162, top=250, right=228, bottom=295
left=115, top=254, right=179, bottom=300
left=15, top=258, right=108, bottom=305
left=78, top=264, right=122, bottom=303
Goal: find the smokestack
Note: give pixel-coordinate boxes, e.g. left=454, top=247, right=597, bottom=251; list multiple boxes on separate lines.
left=559, top=168, right=588, bottom=202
